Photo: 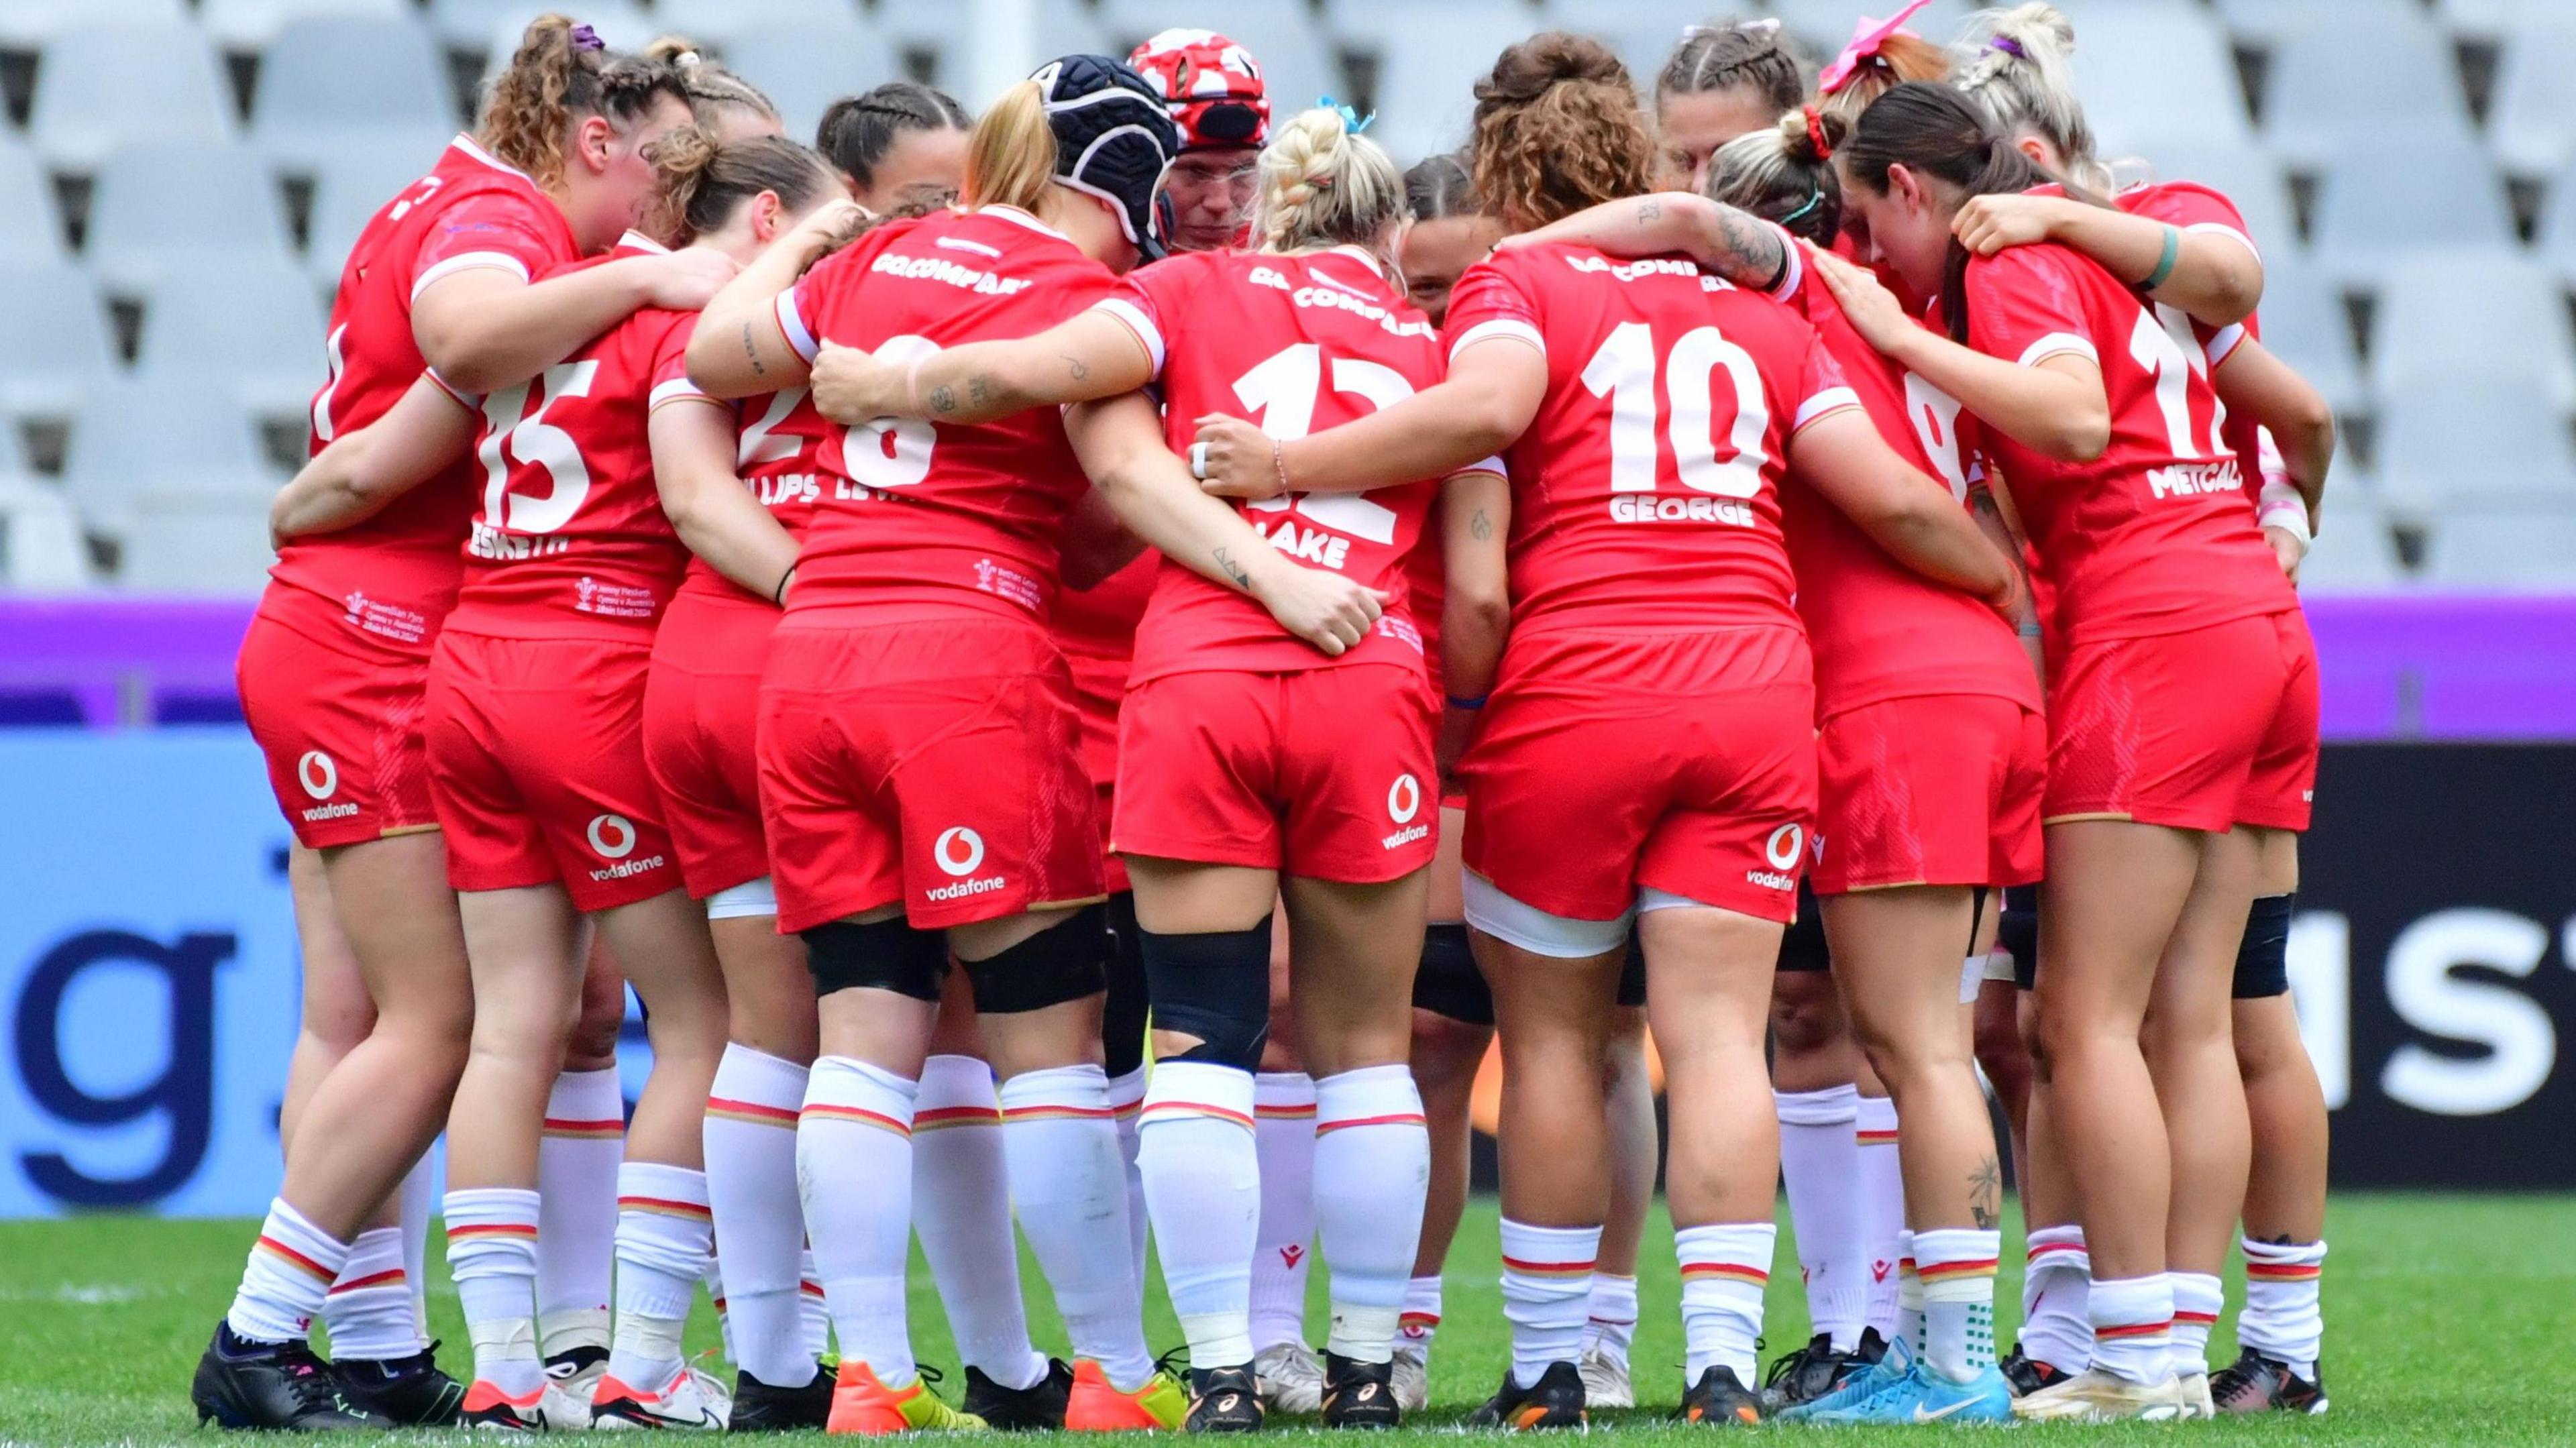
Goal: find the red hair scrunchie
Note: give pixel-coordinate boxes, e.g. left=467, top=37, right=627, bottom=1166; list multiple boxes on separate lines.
left=1804, top=105, right=1831, bottom=160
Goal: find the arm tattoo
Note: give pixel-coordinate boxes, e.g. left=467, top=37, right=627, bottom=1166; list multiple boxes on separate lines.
left=1709, top=203, right=1790, bottom=292
left=968, top=376, right=993, bottom=408
left=1062, top=353, right=1090, bottom=383
left=739, top=321, right=765, bottom=376
left=926, top=384, right=957, bottom=415
left=1638, top=197, right=1663, bottom=223
left=1212, top=545, right=1251, bottom=590
left=1470, top=508, right=1493, bottom=541
left=1968, top=1156, right=2002, bottom=1231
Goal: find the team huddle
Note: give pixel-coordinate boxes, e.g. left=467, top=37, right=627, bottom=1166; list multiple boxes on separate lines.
left=191, top=0, right=2336, bottom=1434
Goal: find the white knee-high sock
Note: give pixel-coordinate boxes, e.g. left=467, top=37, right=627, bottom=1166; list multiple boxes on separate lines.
left=1774, top=1084, right=1866, bottom=1351
left=1854, top=1093, right=1903, bottom=1340
left=799, top=1057, right=919, bottom=1388
left=2168, top=1270, right=2223, bottom=1378
left=2236, top=1236, right=2326, bottom=1378
left=1895, top=1231, right=1925, bottom=1357
left=2019, top=1225, right=2093, bottom=1372
left=322, top=1225, right=425, bottom=1360
left=2086, top=1274, right=2174, bottom=1385
left=1911, top=1227, right=2000, bottom=1384
left=399, top=1155, right=433, bottom=1342
left=1400, top=1275, right=1442, bottom=1355
left=1248, top=1072, right=1317, bottom=1355
left=445, top=1187, right=544, bottom=1396
left=705, top=1046, right=815, bottom=1388
left=1582, top=1273, right=1638, bottom=1370
left=1000, top=1064, right=1155, bottom=1390
left=912, top=1054, right=1046, bottom=1391
left=607, top=1163, right=712, bottom=1391
left=537, top=1068, right=623, bottom=1362
left=1312, top=1065, right=1429, bottom=1363
left=1677, top=1222, right=1773, bottom=1386
left=1499, top=1219, right=1597, bottom=1388
left=228, top=1199, right=350, bottom=1345
left=1138, top=1061, right=1260, bottom=1370
left=1109, top=1065, right=1150, bottom=1288
left=799, top=1248, right=830, bottom=1360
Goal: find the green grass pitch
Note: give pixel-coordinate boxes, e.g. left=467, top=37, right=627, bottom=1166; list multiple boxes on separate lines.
left=3, top=1193, right=2570, bottom=1445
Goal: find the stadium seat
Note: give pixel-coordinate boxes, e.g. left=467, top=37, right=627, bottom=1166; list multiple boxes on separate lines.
left=136, top=256, right=329, bottom=424
left=2305, top=135, right=2515, bottom=290
left=2131, top=140, right=2296, bottom=258
left=2260, top=11, right=2476, bottom=164
left=2422, top=506, right=2576, bottom=586
left=2436, top=0, right=2574, bottom=39
left=64, top=378, right=277, bottom=540
left=115, top=488, right=280, bottom=593
left=873, top=0, right=1106, bottom=101
left=27, top=23, right=237, bottom=170
left=0, top=0, right=185, bottom=52
left=304, top=136, right=449, bottom=290
left=2069, top=5, right=2252, bottom=154
left=2369, top=252, right=2576, bottom=409
left=0, top=140, right=67, bottom=266
left=199, top=0, right=406, bottom=51
left=2218, top=0, right=2425, bottom=45
left=2377, top=380, right=2576, bottom=515
left=716, top=20, right=902, bottom=147
left=0, top=475, right=97, bottom=591
left=252, top=15, right=456, bottom=171
left=0, top=259, right=119, bottom=422
left=2295, top=494, right=2406, bottom=592
left=1333, top=7, right=1538, bottom=165
left=2485, top=20, right=2576, bottom=178
left=2534, top=153, right=2576, bottom=286
left=2250, top=256, right=2365, bottom=413
left=83, top=140, right=294, bottom=294
left=1099, top=0, right=1346, bottom=120
left=653, top=0, right=859, bottom=50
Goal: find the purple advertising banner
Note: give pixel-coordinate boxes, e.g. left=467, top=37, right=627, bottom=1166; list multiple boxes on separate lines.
left=3, top=594, right=2575, bottom=738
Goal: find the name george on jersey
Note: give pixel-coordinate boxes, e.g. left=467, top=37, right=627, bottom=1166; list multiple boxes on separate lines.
left=1609, top=495, right=1759, bottom=527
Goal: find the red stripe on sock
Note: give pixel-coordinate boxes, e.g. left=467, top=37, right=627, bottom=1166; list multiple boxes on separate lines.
left=1253, top=1103, right=1318, bottom=1119
left=1139, top=1102, right=1254, bottom=1128
left=1501, top=1256, right=1596, bottom=1277
left=2094, top=1319, right=2173, bottom=1340
left=2027, top=1241, right=2085, bottom=1262
left=1316, top=1112, right=1428, bottom=1134
left=325, top=1268, right=407, bottom=1295
left=1678, top=1262, right=1770, bottom=1286
left=256, top=1237, right=337, bottom=1283
left=2243, top=1262, right=2322, bottom=1280
left=912, top=1106, right=1003, bottom=1129
left=800, top=1281, right=825, bottom=1298
left=800, top=1103, right=911, bottom=1135
left=543, top=1117, right=624, bottom=1137
left=2174, top=1311, right=2219, bottom=1325
left=1001, top=1103, right=1120, bottom=1121
left=444, top=1223, right=539, bottom=1240
left=1917, top=1258, right=2000, bottom=1280
left=618, top=1195, right=712, bottom=1219
left=707, top=1097, right=798, bottom=1125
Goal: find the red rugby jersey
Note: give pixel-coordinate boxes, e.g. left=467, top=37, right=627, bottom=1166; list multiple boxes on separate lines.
left=775, top=207, right=1118, bottom=623
left=1095, top=245, right=1471, bottom=683
left=274, top=135, right=579, bottom=649
left=1949, top=241, right=2294, bottom=647
left=1769, top=243, right=2035, bottom=716
left=1441, top=241, right=1856, bottom=639
left=663, top=379, right=833, bottom=609
left=442, top=237, right=694, bottom=641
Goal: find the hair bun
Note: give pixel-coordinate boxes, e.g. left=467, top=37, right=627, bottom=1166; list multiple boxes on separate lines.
left=1476, top=32, right=1629, bottom=109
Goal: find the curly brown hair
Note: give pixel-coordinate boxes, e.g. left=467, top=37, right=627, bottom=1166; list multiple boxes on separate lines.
left=1471, top=32, right=1656, bottom=231
left=478, top=14, right=688, bottom=188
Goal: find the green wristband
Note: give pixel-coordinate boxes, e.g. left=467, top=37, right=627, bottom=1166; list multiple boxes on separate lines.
left=2141, top=224, right=2182, bottom=291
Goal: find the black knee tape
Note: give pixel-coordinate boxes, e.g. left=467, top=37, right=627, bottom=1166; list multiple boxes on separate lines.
left=2231, top=893, right=2294, bottom=999
left=802, top=916, right=948, bottom=1001
left=1615, top=932, right=1648, bottom=1007
left=2001, top=883, right=2040, bottom=993
left=1142, top=915, right=1273, bottom=1070
left=1776, top=881, right=1831, bottom=973
left=1410, top=922, right=1493, bottom=1025
left=963, top=903, right=1108, bottom=1015
left=1102, top=892, right=1149, bottom=1077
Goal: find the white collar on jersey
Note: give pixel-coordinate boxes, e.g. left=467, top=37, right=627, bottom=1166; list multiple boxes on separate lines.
left=448, top=133, right=533, bottom=183
left=618, top=229, right=672, bottom=254
left=976, top=204, right=1071, bottom=243
left=1324, top=243, right=1387, bottom=278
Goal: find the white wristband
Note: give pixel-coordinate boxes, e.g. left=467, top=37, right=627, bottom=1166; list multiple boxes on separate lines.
left=2257, top=479, right=2311, bottom=543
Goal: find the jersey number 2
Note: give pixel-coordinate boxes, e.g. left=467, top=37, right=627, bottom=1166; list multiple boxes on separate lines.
left=1231, top=343, right=1405, bottom=545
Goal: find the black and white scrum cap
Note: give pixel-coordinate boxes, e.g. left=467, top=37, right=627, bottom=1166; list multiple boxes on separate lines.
left=1032, top=53, right=1183, bottom=260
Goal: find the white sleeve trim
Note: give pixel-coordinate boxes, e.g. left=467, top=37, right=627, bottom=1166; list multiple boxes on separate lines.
left=2017, top=331, right=2098, bottom=368
left=775, top=291, right=818, bottom=363
left=1765, top=228, right=1804, bottom=300
left=2205, top=321, right=2248, bottom=368
left=649, top=377, right=712, bottom=409
left=1450, top=455, right=1509, bottom=480
left=1091, top=296, right=1165, bottom=378
left=423, top=368, right=480, bottom=408
left=411, top=250, right=530, bottom=301
left=1451, top=318, right=1545, bottom=362
left=1792, top=386, right=1862, bottom=431
left=2184, top=221, right=2261, bottom=267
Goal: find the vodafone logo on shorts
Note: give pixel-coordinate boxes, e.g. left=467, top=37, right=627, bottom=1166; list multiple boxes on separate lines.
left=294, top=751, right=359, bottom=824
left=1381, top=773, right=1431, bottom=850
left=1746, top=822, right=1803, bottom=892
left=586, top=814, right=667, bottom=883
left=926, top=826, right=1006, bottom=903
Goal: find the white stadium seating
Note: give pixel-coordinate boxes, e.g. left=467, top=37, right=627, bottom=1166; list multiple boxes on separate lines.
left=0, top=0, right=2570, bottom=590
